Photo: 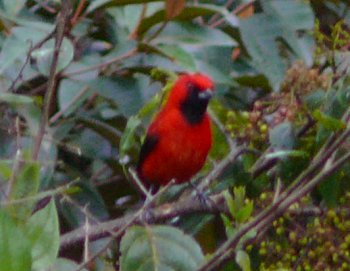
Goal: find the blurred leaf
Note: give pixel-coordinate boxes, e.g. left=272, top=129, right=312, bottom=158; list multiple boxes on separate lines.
left=235, top=201, right=254, bottom=224
left=0, top=160, right=12, bottom=179
left=57, top=79, right=92, bottom=118
left=32, top=37, right=74, bottom=76
left=0, top=92, right=41, bottom=137
left=8, top=162, right=40, bottom=221
left=27, top=200, right=59, bottom=270
left=138, top=4, right=239, bottom=36
left=17, top=103, right=41, bottom=135
left=313, top=110, right=345, bottom=131
left=269, top=121, right=295, bottom=149
left=165, top=0, right=185, bottom=20
left=120, top=225, right=204, bottom=271
left=119, top=116, right=141, bottom=160
left=223, top=190, right=236, bottom=219
left=153, top=22, right=236, bottom=47
left=3, top=0, right=26, bottom=16
left=304, top=90, right=326, bottom=110
left=77, top=117, right=122, bottom=149
left=0, top=26, right=49, bottom=75
left=158, top=44, right=196, bottom=71
left=87, top=0, right=160, bottom=13
left=0, top=37, right=28, bottom=75
left=318, top=173, right=341, bottom=208
left=221, top=214, right=235, bottom=238
left=0, top=92, right=33, bottom=104
left=235, top=250, right=251, bottom=271
left=59, top=181, right=108, bottom=228
left=0, top=210, right=32, bottom=271
left=239, top=0, right=314, bottom=91
left=195, top=59, right=236, bottom=86
left=91, top=76, right=150, bottom=117
left=44, top=258, right=87, bottom=271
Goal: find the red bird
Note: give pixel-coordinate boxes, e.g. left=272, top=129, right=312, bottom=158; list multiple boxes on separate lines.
left=137, top=73, right=214, bottom=188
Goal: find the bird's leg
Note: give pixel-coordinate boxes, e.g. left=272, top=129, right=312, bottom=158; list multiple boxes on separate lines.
left=189, top=181, right=216, bottom=209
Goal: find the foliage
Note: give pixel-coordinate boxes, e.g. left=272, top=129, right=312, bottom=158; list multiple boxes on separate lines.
left=0, top=0, right=349, bottom=270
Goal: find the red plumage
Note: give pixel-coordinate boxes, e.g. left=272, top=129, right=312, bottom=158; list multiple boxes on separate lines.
left=137, top=73, right=214, bottom=187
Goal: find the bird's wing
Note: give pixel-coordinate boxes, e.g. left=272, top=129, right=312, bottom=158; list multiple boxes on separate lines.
left=137, top=133, right=159, bottom=168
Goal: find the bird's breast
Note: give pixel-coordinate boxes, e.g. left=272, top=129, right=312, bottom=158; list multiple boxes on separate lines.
left=141, top=110, right=212, bottom=185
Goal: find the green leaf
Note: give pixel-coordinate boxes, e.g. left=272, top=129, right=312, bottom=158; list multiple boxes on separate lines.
left=235, top=201, right=253, bottom=224
left=87, top=0, right=160, bottom=13
left=0, top=211, right=32, bottom=271
left=223, top=190, right=236, bottom=218
left=0, top=160, right=12, bottom=179
left=120, top=225, right=204, bottom=271
left=239, top=0, right=314, bottom=90
left=304, top=90, right=326, bottom=110
left=220, top=214, right=235, bottom=238
left=44, top=258, right=87, bottom=271
left=77, top=116, right=122, bottom=149
left=58, top=79, right=92, bottom=118
left=8, top=162, right=41, bottom=221
left=0, top=26, right=49, bottom=75
left=119, top=116, right=141, bottom=160
left=26, top=200, right=59, bottom=270
left=313, top=109, right=346, bottom=131
left=3, top=0, right=26, bottom=16
left=235, top=250, right=251, bottom=271
left=32, top=37, right=74, bottom=76
left=157, top=44, right=196, bottom=71
left=0, top=93, right=33, bottom=104
left=269, top=121, right=295, bottom=149
left=153, top=22, right=236, bottom=47
left=91, top=76, right=150, bottom=116
left=138, top=4, right=239, bottom=36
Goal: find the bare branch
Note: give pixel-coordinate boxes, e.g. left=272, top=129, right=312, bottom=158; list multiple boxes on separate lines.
left=32, top=0, right=72, bottom=161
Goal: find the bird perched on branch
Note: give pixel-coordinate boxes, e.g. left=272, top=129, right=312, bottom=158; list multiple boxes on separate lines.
left=137, top=73, right=214, bottom=190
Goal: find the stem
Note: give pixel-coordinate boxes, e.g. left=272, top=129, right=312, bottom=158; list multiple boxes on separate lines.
left=32, top=0, right=71, bottom=160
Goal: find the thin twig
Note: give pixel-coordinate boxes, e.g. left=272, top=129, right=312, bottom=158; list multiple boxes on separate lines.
left=198, top=128, right=350, bottom=270
left=32, top=0, right=72, bottom=161
left=145, top=21, right=168, bottom=43
left=63, top=48, right=137, bottom=77
left=209, top=109, right=236, bottom=149
left=49, top=86, right=90, bottom=124
left=9, top=33, right=54, bottom=93
left=207, top=0, right=235, bottom=25
left=2, top=179, right=79, bottom=207
left=72, top=180, right=175, bottom=271
left=60, top=146, right=244, bottom=248
left=128, top=4, right=148, bottom=40
left=210, top=0, right=255, bottom=28
left=71, top=0, right=87, bottom=26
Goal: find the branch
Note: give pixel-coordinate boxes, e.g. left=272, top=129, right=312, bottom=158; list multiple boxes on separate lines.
left=60, top=146, right=243, bottom=248
left=32, top=0, right=72, bottom=160
left=198, top=125, right=350, bottom=270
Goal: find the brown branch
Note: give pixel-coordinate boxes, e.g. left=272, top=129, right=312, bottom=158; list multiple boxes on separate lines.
left=71, top=0, right=87, bottom=26
left=60, top=146, right=243, bottom=248
left=128, top=4, right=148, bottom=40
left=198, top=121, right=350, bottom=270
left=9, top=33, right=54, bottom=93
left=32, top=0, right=72, bottom=161
left=63, top=48, right=137, bottom=77
left=60, top=191, right=226, bottom=249
left=209, top=0, right=256, bottom=28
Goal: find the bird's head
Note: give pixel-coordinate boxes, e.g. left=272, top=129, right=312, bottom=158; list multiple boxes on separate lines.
left=166, top=73, right=214, bottom=124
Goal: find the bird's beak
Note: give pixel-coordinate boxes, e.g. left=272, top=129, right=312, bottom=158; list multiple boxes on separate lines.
left=198, top=89, right=213, bottom=101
